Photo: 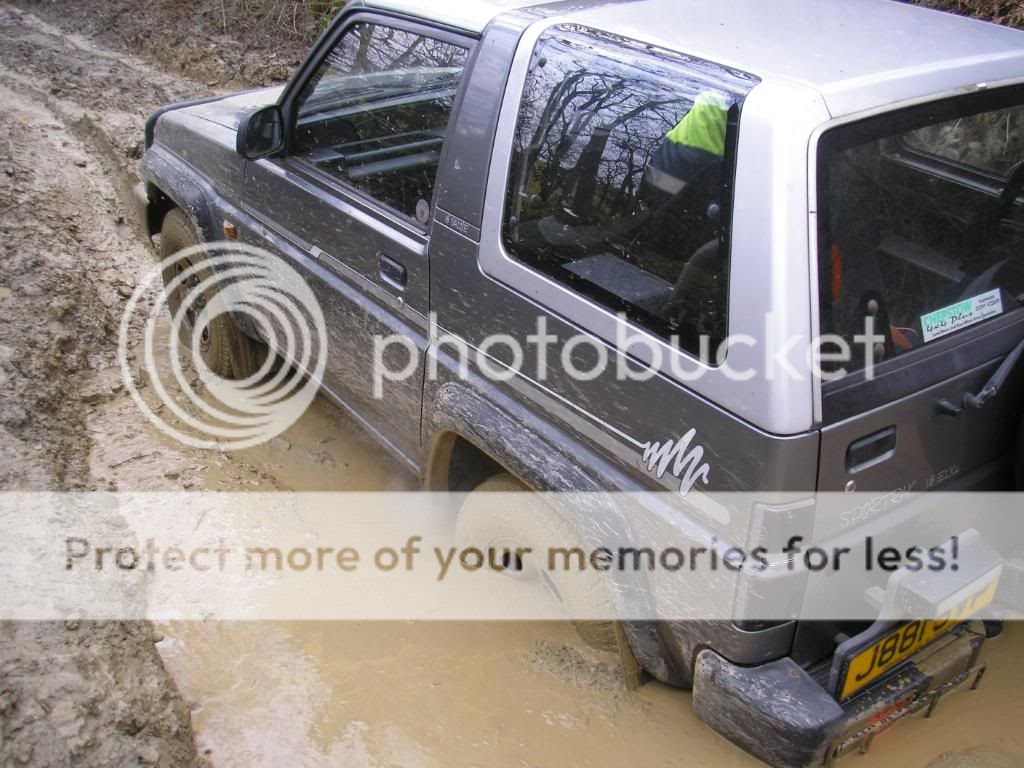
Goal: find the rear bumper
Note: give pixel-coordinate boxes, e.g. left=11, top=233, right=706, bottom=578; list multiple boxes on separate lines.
left=692, top=626, right=986, bottom=768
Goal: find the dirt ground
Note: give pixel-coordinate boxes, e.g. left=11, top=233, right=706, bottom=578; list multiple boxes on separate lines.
left=10, top=0, right=316, bottom=89
left=0, top=2, right=1022, bottom=767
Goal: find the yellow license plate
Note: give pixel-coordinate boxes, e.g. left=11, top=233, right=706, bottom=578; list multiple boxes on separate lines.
left=839, top=577, right=999, bottom=700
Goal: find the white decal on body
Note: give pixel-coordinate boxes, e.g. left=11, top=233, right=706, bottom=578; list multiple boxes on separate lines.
left=640, top=429, right=711, bottom=496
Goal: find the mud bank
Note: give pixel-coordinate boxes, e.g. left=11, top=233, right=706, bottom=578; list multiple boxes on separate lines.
left=0, top=5, right=412, bottom=764
left=11, top=0, right=313, bottom=89
left=0, top=6, right=207, bottom=765
left=0, top=622, right=198, bottom=766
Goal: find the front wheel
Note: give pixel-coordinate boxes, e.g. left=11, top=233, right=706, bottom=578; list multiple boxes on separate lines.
left=159, top=208, right=265, bottom=379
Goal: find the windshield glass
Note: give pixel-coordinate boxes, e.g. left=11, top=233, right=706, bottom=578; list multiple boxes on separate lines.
left=300, top=67, right=464, bottom=116
left=817, top=87, right=1024, bottom=375
left=297, top=23, right=467, bottom=120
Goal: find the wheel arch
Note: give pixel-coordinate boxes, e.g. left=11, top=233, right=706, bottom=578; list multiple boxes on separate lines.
left=424, top=431, right=509, bottom=493
left=140, top=146, right=222, bottom=243
left=421, top=380, right=689, bottom=685
left=140, top=182, right=178, bottom=239
left=422, top=381, right=603, bottom=495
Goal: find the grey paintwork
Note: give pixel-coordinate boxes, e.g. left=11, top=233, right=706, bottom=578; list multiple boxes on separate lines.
left=137, top=2, right=1024, bottom=765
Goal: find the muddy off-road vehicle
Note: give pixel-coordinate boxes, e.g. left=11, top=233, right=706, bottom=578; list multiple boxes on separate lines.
left=135, top=0, right=1024, bottom=764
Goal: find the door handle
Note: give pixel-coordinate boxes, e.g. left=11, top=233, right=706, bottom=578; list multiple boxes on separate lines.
left=378, top=253, right=407, bottom=290
left=846, top=426, right=897, bottom=473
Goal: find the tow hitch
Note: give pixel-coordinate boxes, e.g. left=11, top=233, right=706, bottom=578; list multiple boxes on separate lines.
left=826, top=661, right=987, bottom=763
left=825, top=627, right=987, bottom=764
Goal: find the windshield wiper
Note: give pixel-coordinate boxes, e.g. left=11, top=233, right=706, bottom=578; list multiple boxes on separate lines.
left=964, top=334, right=1024, bottom=409
left=936, top=333, right=1024, bottom=415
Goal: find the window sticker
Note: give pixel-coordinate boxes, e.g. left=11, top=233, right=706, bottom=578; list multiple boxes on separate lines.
left=920, top=289, right=1003, bottom=343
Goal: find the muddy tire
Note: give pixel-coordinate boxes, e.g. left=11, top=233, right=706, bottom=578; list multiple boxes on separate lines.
left=159, top=208, right=264, bottom=379
left=455, top=473, right=619, bottom=652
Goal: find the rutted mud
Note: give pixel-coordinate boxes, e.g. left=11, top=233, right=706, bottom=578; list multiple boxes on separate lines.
left=0, top=3, right=1022, bottom=767
left=0, top=6, right=210, bottom=764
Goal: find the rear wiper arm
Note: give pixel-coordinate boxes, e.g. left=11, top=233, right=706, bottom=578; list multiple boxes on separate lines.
left=937, top=333, right=1024, bottom=416
left=963, top=334, right=1024, bottom=410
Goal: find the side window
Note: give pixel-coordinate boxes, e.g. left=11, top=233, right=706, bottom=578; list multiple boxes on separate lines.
left=292, top=22, right=469, bottom=224
left=503, top=28, right=757, bottom=354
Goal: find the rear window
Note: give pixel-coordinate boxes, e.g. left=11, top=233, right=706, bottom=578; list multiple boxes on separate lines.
left=817, top=86, right=1024, bottom=375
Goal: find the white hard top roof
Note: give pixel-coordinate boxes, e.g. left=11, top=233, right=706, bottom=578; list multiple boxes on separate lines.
left=361, top=0, right=1024, bottom=117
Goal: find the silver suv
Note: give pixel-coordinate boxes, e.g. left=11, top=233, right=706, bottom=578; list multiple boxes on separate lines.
left=135, top=1, right=1024, bottom=764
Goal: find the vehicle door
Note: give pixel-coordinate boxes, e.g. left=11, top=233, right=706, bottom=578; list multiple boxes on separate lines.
left=242, top=13, right=474, bottom=463
left=814, top=87, right=1024, bottom=522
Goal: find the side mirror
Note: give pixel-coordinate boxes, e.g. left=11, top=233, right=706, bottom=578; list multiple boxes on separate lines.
left=236, top=105, right=284, bottom=159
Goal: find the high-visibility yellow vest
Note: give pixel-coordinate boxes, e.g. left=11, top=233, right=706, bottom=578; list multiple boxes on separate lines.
left=664, top=92, right=727, bottom=157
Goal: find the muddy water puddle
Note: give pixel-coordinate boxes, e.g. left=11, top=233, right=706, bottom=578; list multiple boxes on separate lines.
left=89, top=315, right=416, bottom=493
left=159, top=621, right=715, bottom=768
left=158, top=620, right=1023, bottom=768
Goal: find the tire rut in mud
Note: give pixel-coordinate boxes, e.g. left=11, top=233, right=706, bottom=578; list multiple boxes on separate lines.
left=0, top=6, right=209, bottom=766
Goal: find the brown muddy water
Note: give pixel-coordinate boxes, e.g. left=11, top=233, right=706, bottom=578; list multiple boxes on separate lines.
left=155, top=618, right=1024, bottom=768
left=149, top=391, right=1024, bottom=768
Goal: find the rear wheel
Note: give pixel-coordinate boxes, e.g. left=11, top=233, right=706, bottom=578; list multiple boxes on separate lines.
left=159, top=208, right=264, bottom=379
left=454, top=473, right=619, bottom=652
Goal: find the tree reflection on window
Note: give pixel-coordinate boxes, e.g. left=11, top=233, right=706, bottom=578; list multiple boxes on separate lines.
left=505, top=28, right=757, bottom=355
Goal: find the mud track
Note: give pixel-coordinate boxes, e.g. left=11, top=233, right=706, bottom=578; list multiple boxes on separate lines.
left=0, top=6, right=409, bottom=764
left=0, top=6, right=208, bottom=766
